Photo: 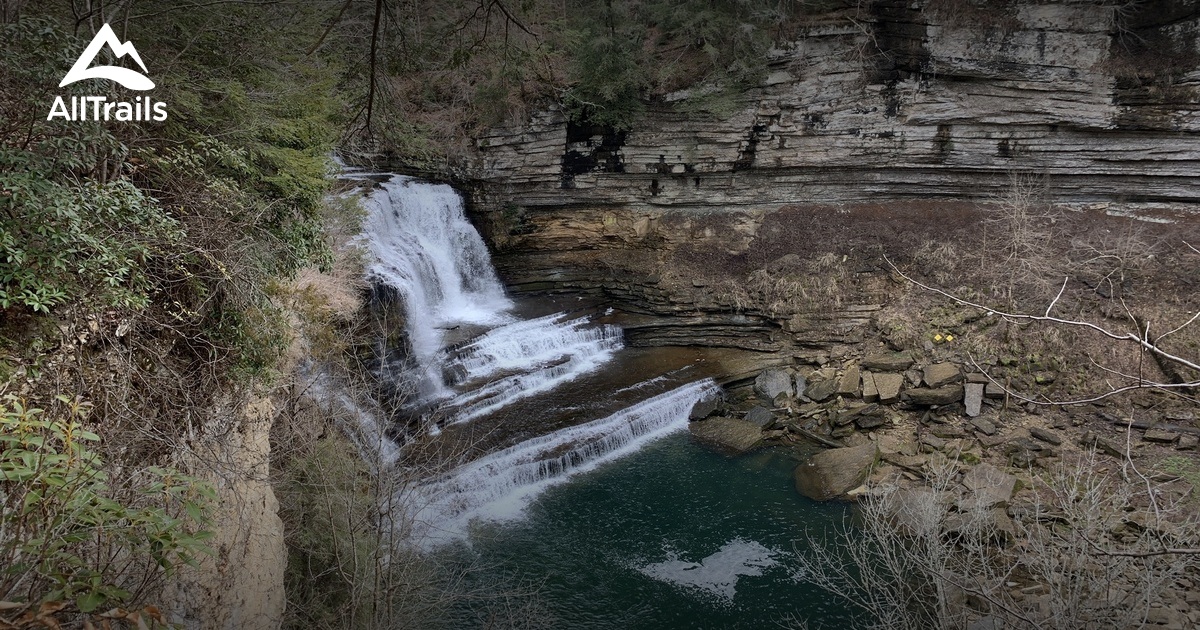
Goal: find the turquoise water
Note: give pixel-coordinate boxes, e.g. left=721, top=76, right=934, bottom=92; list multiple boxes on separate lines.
left=444, top=434, right=863, bottom=629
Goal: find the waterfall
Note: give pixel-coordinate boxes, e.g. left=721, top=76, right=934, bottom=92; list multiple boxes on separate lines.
left=361, top=176, right=512, bottom=399
left=352, top=174, right=724, bottom=549
left=406, top=379, right=721, bottom=547
left=360, top=175, right=624, bottom=420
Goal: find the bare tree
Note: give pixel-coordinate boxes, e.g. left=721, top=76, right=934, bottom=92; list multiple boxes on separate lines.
left=793, top=449, right=1200, bottom=630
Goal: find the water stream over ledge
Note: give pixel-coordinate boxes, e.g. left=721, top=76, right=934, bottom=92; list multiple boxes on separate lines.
left=351, top=173, right=861, bottom=627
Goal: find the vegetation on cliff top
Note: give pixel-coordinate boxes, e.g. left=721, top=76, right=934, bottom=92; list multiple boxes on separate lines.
left=0, top=1, right=350, bottom=620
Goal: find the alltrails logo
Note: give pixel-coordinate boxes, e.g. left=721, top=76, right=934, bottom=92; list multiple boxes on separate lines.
left=47, top=23, right=167, bottom=122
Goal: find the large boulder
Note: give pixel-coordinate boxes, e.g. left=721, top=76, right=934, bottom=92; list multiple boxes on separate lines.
left=754, top=369, right=793, bottom=400
left=690, top=417, right=764, bottom=455
left=689, top=391, right=722, bottom=420
left=805, top=368, right=839, bottom=402
left=744, top=406, right=775, bottom=428
left=794, top=444, right=879, bottom=501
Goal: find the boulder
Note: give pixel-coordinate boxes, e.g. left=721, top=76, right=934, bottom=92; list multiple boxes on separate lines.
left=794, top=373, right=807, bottom=399
left=964, top=383, right=985, bottom=417
left=689, top=393, right=722, bottom=420
left=906, top=385, right=965, bottom=406
left=690, top=417, right=763, bottom=455
left=923, top=363, right=962, bottom=388
left=794, top=444, right=879, bottom=501
left=745, top=406, right=775, bottom=428
left=806, top=378, right=838, bottom=403
left=754, top=369, right=793, bottom=400
left=1177, top=435, right=1199, bottom=451
left=984, top=383, right=1006, bottom=399
left=837, top=365, right=861, bottom=398
left=861, top=352, right=914, bottom=372
left=961, top=463, right=1017, bottom=508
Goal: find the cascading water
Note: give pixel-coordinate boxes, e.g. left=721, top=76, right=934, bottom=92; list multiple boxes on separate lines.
left=354, top=174, right=723, bottom=545
left=361, top=176, right=625, bottom=417
left=361, top=176, right=513, bottom=400
left=407, top=379, right=721, bottom=547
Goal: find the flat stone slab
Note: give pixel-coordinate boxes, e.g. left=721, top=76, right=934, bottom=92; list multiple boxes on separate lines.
left=906, top=384, right=964, bottom=406
left=837, top=364, right=861, bottom=397
left=690, top=417, right=763, bottom=455
left=1144, top=429, right=1180, bottom=444
left=862, top=372, right=903, bottom=405
left=1029, top=427, right=1062, bottom=446
left=923, top=362, right=962, bottom=388
left=964, top=383, right=985, bottom=417
left=970, top=416, right=998, bottom=436
left=861, top=352, right=914, bottom=372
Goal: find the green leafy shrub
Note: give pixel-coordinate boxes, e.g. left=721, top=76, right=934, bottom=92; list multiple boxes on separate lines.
left=0, top=179, right=182, bottom=312
left=0, top=396, right=214, bottom=613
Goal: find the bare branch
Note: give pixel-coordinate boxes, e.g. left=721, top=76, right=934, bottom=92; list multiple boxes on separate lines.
left=885, top=255, right=1200, bottom=374
left=1045, top=276, right=1068, bottom=317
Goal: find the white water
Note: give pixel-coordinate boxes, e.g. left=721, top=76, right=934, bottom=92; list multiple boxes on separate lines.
left=361, top=176, right=624, bottom=413
left=362, top=176, right=512, bottom=399
left=439, top=313, right=624, bottom=423
left=638, top=539, right=781, bottom=602
left=406, top=379, right=721, bottom=547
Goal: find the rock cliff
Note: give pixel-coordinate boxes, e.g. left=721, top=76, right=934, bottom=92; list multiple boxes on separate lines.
left=465, top=0, right=1200, bottom=214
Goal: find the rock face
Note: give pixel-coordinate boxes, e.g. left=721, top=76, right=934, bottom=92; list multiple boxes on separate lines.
left=163, top=396, right=285, bottom=630
left=691, top=417, right=765, bottom=454
left=794, top=443, right=879, bottom=501
left=465, top=2, right=1200, bottom=218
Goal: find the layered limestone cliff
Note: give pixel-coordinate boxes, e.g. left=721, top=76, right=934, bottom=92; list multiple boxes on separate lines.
left=466, top=0, right=1200, bottom=215
left=455, top=0, right=1200, bottom=354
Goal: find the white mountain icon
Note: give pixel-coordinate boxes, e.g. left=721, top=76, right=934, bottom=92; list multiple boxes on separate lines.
left=59, top=23, right=154, bottom=91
